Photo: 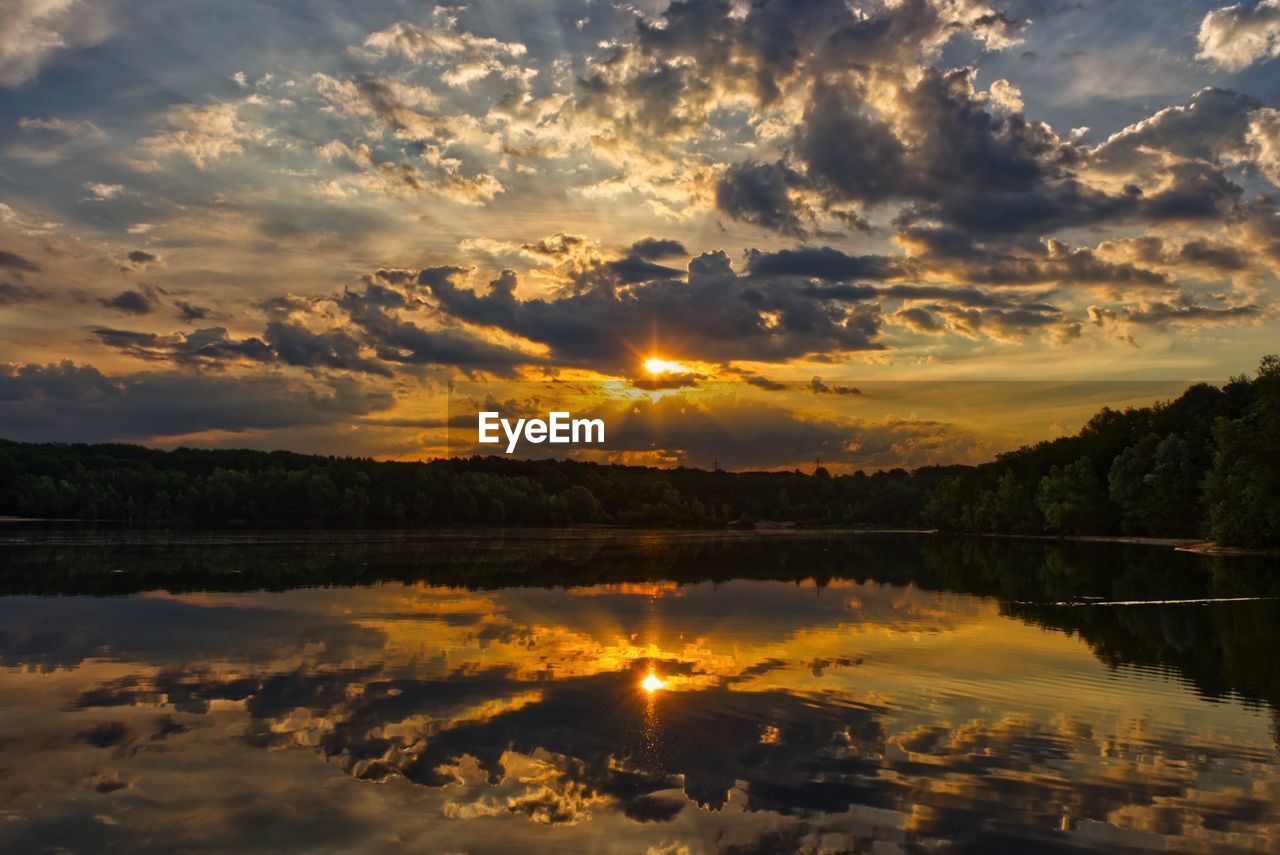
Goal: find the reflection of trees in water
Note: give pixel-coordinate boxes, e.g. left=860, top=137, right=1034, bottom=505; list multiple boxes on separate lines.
left=924, top=538, right=1280, bottom=733
left=5, top=529, right=1280, bottom=722
left=1007, top=596, right=1280, bottom=745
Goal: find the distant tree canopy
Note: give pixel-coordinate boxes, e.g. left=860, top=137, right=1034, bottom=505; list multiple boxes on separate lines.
left=0, top=438, right=955, bottom=531
left=1, top=356, right=1277, bottom=547
left=922, top=355, right=1280, bottom=548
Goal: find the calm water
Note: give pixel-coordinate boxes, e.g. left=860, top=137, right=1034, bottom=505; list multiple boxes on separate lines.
left=1, top=531, right=1278, bottom=853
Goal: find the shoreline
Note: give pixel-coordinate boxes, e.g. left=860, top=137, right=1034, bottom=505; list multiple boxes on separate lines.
left=949, top=530, right=1280, bottom=558
left=1, top=520, right=1277, bottom=557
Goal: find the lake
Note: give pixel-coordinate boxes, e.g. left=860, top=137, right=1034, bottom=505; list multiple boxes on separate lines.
left=1, top=530, right=1278, bottom=853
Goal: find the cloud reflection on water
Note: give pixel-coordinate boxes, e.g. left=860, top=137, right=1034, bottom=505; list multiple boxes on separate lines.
left=0, top=533, right=1278, bottom=852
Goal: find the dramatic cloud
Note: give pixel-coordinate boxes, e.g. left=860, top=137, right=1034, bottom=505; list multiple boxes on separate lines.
left=0, top=0, right=114, bottom=87
left=175, top=300, right=214, bottom=322
left=716, top=161, right=807, bottom=235
left=0, top=250, right=40, bottom=272
left=809, top=377, right=861, bottom=396
left=421, top=252, right=884, bottom=368
left=101, top=289, right=158, bottom=316
left=361, top=16, right=527, bottom=64
left=0, top=361, right=393, bottom=442
left=1089, top=88, right=1260, bottom=177
left=138, top=102, right=256, bottom=169
left=0, top=0, right=1277, bottom=459
left=1197, top=0, right=1280, bottom=70
left=628, top=237, right=687, bottom=260
left=1247, top=108, right=1280, bottom=186
left=1089, top=299, right=1263, bottom=338
left=335, top=280, right=533, bottom=373
left=0, top=281, right=44, bottom=305
left=742, top=374, right=787, bottom=392
left=91, top=326, right=273, bottom=366
left=744, top=247, right=901, bottom=282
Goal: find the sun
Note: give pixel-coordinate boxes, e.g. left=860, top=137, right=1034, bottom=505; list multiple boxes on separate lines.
left=641, top=671, right=666, bottom=693
left=644, top=357, right=684, bottom=375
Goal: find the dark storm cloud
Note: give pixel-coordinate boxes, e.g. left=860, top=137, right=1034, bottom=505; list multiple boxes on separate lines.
left=0, top=360, right=393, bottom=442
left=897, top=227, right=1170, bottom=288
left=1176, top=239, right=1250, bottom=271
left=628, top=237, right=687, bottom=259
left=76, top=721, right=128, bottom=749
left=907, top=177, right=1127, bottom=238
left=742, top=374, right=787, bottom=391
left=0, top=250, right=40, bottom=272
left=92, top=277, right=532, bottom=376
left=120, top=250, right=161, bottom=273
left=91, top=327, right=171, bottom=352
left=101, top=289, right=158, bottom=315
left=876, top=82, right=1251, bottom=239
left=737, top=241, right=1164, bottom=345
left=91, top=326, right=273, bottom=366
left=899, top=302, right=1083, bottom=342
left=0, top=281, right=44, bottom=305
left=746, top=234, right=1168, bottom=292
left=712, top=62, right=1091, bottom=238
left=1089, top=299, right=1263, bottom=328
left=421, top=251, right=884, bottom=367
left=176, top=300, right=215, bottom=322
left=257, top=294, right=317, bottom=317
left=894, top=306, right=947, bottom=333
left=337, top=280, right=533, bottom=374
left=604, top=254, right=683, bottom=284
left=647, top=2, right=1258, bottom=247
left=264, top=320, right=394, bottom=377
left=715, top=161, right=807, bottom=235
left=888, top=68, right=1070, bottom=197
left=809, top=377, right=860, bottom=396
left=793, top=80, right=910, bottom=207
left=744, top=247, right=901, bottom=281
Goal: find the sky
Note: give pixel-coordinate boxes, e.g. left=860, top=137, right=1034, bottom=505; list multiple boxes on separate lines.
left=1, top=0, right=1279, bottom=468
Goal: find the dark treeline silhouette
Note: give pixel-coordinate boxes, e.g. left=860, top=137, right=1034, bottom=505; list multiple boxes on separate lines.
left=923, top=354, right=1280, bottom=547
left=2, top=355, right=1277, bottom=546
left=0, top=441, right=959, bottom=531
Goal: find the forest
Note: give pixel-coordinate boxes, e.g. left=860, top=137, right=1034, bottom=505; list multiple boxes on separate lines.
left=1, top=355, right=1277, bottom=547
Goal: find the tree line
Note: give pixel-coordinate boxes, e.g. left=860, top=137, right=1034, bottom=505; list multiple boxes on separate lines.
left=1, top=355, right=1276, bottom=547
left=922, top=354, right=1280, bottom=548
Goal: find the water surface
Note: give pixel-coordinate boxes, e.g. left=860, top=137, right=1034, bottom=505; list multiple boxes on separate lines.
left=1, top=531, right=1278, bottom=853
